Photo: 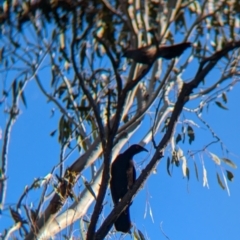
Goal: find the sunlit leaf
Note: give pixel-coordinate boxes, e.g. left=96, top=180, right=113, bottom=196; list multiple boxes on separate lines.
left=203, top=164, right=209, bottom=188
left=60, top=32, right=65, bottom=49
left=133, top=228, right=140, bottom=240
left=189, top=1, right=201, bottom=14
left=177, top=148, right=188, bottom=178
left=39, top=174, right=52, bottom=187
left=184, top=119, right=199, bottom=128
left=209, top=152, right=221, bottom=165
left=64, top=61, right=70, bottom=71
left=177, top=148, right=183, bottom=158
left=181, top=156, right=187, bottom=178
left=149, top=204, right=154, bottom=223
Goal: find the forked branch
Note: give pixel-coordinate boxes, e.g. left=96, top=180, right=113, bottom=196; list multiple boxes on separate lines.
left=94, top=40, right=240, bottom=240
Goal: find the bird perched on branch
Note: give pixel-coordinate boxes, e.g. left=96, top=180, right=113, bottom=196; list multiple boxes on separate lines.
left=123, top=42, right=192, bottom=65
left=110, top=144, right=148, bottom=233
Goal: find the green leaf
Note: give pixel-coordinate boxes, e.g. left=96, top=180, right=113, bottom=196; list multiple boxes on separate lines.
left=133, top=229, right=140, bottom=240
left=176, top=134, right=182, bottom=144
left=222, top=158, right=237, bottom=169
left=222, top=92, right=227, bottom=103
left=217, top=173, right=225, bottom=190
left=209, top=152, right=221, bottom=165
left=187, top=125, right=195, bottom=144
left=194, top=161, right=199, bottom=181
left=215, top=101, right=228, bottom=110
left=138, top=229, right=146, bottom=240
left=226, top=170, right=234, bottom=181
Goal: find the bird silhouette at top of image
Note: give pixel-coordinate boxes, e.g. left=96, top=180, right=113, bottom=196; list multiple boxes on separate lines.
left=123, top=41, right=192, bottom=65
left=110, top=144, right=148, bottom=233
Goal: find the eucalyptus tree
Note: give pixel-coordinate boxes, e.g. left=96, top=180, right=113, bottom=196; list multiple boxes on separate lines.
left=0, top=0, right=239, bottom=239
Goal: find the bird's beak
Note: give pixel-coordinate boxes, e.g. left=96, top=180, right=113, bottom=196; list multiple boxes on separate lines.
left=142, top=146, right=148, bottom=152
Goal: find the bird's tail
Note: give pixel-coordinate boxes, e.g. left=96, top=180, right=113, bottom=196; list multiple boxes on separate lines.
left=114, top=206, right=131, bottom=233
left=158, top=42, right=192, bottom=59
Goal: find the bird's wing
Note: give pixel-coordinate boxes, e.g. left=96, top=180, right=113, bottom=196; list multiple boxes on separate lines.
left=158, top=42, right=191, bottom=59
left=110, top=179, right=119, bottom=204
left=123, top=45, right=157, bottom=64
left=110, top=155, right=122, bottom=204
left=127, top=160, right=136, bottom=190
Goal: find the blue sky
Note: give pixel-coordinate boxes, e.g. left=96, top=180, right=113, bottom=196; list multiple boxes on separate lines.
left=0, top=15, right=240, bottom=238
left=0, top=74, right=240, bottom=240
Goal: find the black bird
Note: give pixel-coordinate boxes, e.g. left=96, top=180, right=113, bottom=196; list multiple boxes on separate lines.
left=123, top=42, right=192, bottom=65
left=110, top=144, right=148, bottom=233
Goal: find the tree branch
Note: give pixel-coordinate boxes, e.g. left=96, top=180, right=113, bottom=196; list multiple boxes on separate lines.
left=94, top=40, right=240, bottom=240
